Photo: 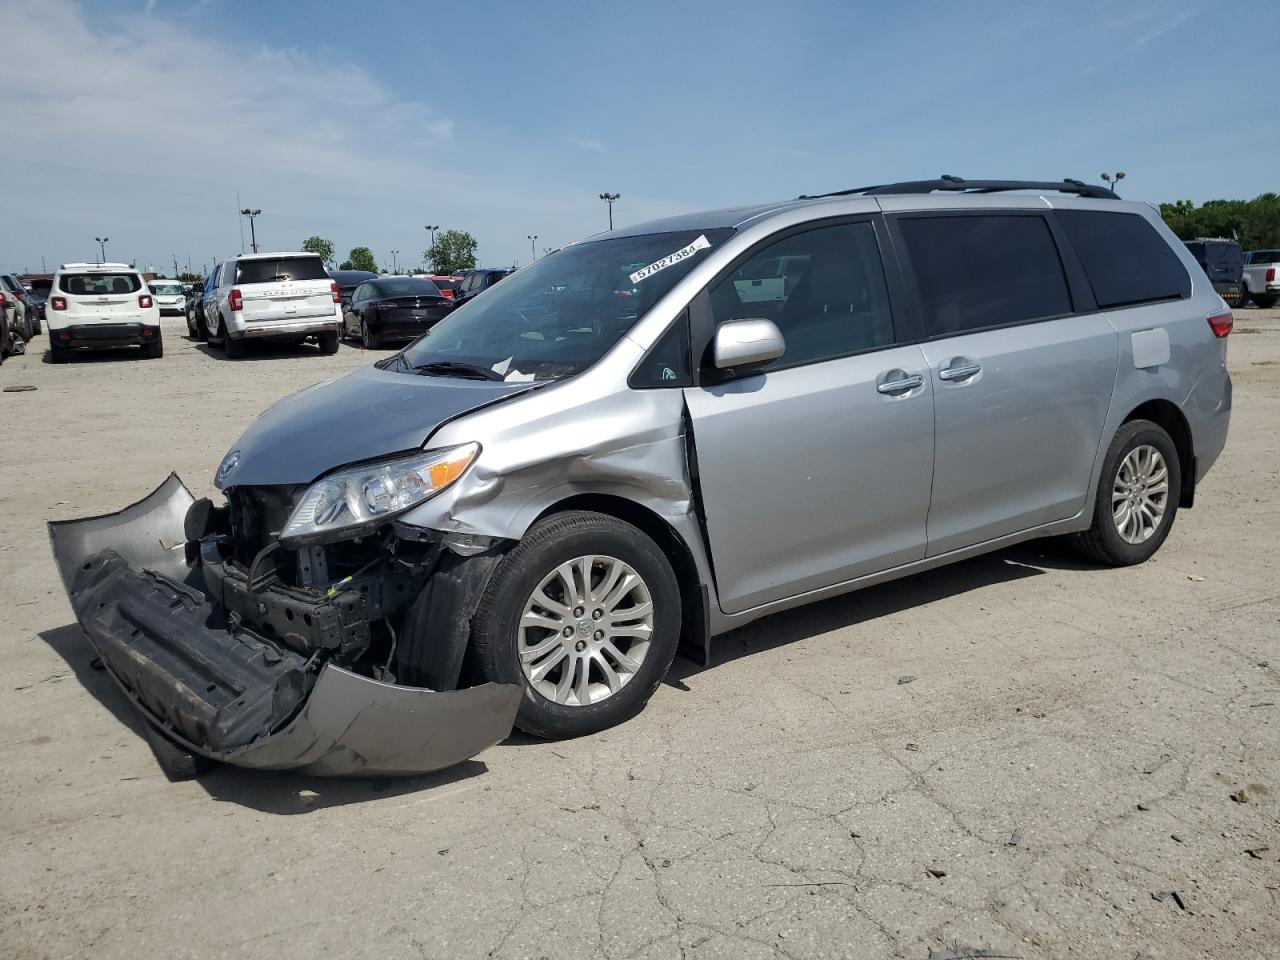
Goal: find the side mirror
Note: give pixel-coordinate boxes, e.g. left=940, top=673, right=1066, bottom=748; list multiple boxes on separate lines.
left=712, top=318, right=785, bottom=373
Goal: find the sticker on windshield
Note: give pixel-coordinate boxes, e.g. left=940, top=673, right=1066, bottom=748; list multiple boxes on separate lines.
left=629, top=235, right=711, bottom=285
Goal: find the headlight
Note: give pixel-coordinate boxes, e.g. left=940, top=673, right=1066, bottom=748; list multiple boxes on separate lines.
left=279, top=443, right=479, bottom=545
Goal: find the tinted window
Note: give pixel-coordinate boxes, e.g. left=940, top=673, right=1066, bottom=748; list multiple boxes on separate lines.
left=374, top=278, right=442, bottom=297
left=898, top=215, right=1071, bottom=337
left=60, top=272, right=142, bottom=295
left=1056, top=210, right=1190, bottom=308
left=708, top=221, right=894, bottom=369
left=1248, top=250, right=1280, bottom=264
left=236, top=256, right=327, bottom=284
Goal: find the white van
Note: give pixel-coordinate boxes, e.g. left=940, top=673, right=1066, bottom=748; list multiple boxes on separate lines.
left=200, top=252, right=341, bottom=358
left=46, top=263, right=163, bottom=362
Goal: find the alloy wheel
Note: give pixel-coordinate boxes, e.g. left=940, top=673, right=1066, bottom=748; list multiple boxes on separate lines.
left=517, top=555, right=654, bottom=707
left=1112, top=444, right=1169, bottom=544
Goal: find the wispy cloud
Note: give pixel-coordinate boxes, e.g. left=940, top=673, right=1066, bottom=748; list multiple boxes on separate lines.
left=1125, top=6, right=1200, bottom=51
left=569, top=136, right=606, bottom=153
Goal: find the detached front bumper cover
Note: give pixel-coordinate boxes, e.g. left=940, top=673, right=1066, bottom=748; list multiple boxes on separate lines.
left=48, top=474, right=521, bottom=777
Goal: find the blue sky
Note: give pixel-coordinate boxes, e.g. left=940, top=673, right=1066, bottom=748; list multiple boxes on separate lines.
left=0, top=0, right=1273, bottom=275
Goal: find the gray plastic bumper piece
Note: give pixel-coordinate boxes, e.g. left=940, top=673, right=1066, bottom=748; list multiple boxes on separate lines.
left=47, top=474, right=522, bottom=777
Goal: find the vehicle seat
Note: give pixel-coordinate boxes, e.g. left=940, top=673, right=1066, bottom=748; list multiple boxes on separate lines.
left=779, top=245, right=891, bottom=362
left=111, top=278, right=130, bottom=294
left=67, top=277, right=87, bottom=296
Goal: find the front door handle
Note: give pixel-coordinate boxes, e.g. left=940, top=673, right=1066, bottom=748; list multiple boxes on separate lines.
left=877, top=373, right=924, bottom=394
left=938, top=361, right=982, bottom=382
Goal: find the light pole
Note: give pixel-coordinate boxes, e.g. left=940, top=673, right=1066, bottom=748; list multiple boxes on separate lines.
left=598, top=192, right=621, bottom=230
left=527, top=235, right=538, bottom=260
left=424, top=224, right=439, bottom=271
left=95, top=236, right=109, bottom=263
left=1100, top=171, right=1126, bottom=193
left=390, top=250, right=400, bottom=274
left=240, top=208, right=261, bottom=253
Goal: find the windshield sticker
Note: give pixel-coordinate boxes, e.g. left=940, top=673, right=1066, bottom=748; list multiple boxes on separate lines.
left=629, top=235, right=711, bottom=285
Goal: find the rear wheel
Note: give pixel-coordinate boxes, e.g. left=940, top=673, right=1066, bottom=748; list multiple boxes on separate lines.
left=472, top=511, right=681, bottom=739
left=360, top=318, right=381, bottom=350
left=1069, top=419, right=1180, bottom=566
left=49, top=340, right=69, bottom=363
left=145, top=334, right=163, bottom=359
left=219, top=319, right=245, bottom=359
left=318, top=329, right=340, bottom=355
left=1254, top=294, right=1277, bottom=309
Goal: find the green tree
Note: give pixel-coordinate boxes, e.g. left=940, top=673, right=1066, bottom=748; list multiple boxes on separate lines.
left=1159, top=194, right=1280, bottom=249
left=301, top=236, right=336, bottom=266
left=345, top=246, right=378, bottom=273
left=423, top=229, right=478, bottom=275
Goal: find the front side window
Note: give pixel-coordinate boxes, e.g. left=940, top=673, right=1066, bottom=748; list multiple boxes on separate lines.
left=399, top=229, right=730, bottom=381
left=1055, top=210, right=1190, bottom=308
left=707, top=221, right=894, bottom=369
left=898, top=214, right=1072, bottom=338
left=60, top=272, right=142, bottom=295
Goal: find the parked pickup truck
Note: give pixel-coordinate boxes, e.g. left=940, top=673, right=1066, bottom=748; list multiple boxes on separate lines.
left=1243, top=249, right=1280, bottom=308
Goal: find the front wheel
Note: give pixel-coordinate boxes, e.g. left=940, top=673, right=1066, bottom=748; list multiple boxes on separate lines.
left=472, top=511, right=682, bottom=739
left=1254, top=294, right=1278, bottom=309
left=1069, top=419, right=1181, bottom=566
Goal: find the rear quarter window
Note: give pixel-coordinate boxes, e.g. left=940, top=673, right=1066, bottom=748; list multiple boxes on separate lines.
left=1056, top=210, right=1190, bottom=308
left=236, top=257, right=327, bottom=284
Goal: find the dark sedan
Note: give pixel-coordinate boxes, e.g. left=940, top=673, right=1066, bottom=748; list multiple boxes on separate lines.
left=329, top=269, right=379, bottom=310
left=342, top=276, right=454, bottom=348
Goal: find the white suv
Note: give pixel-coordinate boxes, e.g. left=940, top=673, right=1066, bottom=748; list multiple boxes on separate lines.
left=148, top=279, right=187, bottom=316
left=201, top=252, right=341, bottom=358
left=46, top=263, right=163, bottom=362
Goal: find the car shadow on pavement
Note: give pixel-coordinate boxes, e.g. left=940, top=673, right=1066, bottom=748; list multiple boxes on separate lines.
left=39, top=621, right=491, bottom=813
left=194, top=342, right=339, bottom=362
left=665, top=537, right=1094, bottom=684
left=39, top=347, right=153, bottom=364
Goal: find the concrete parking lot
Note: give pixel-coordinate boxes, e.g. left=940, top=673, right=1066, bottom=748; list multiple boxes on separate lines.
left=1, top=310, right=1277, bottom=960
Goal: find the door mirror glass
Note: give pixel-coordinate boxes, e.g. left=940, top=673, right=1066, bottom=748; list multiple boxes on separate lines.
left=712, top=318, right=785, bottom=372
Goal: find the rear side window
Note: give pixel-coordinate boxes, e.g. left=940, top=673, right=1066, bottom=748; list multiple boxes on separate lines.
left=898, top=215, right=1072, bottom=337
left=1248, top=250, right=1280, bottom=264
left=59, top=273, right=142, bottom=295
left=235, top=257, right=327, bottom=284
left=1056, top=210, right=1190, bottom=308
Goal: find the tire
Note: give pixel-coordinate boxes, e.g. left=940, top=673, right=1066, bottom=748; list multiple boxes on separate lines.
left=472, top=510, right=682, bottom=739
left=145, top=334, right=163, bottom=359
left=1237, top=289, right=1250, bottom=307
left=360, top=318, right=381, bottom=350
left=1069, top=419, right=1181, bottom=566
left=50, top=341, right=69, bottom=364
left=318, top=329, right=340, bottom=355
left=196, top=312, right=209, bottom=342
left=1254, top=294, right=1277, bottom=309
left=221, top=320, right=245, bottom=359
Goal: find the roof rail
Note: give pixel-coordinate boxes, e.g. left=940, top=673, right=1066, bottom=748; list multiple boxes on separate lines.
left=798, top=175, right=1119, bottom=201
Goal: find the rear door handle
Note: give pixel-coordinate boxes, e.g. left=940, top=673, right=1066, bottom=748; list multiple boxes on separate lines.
left=877, top=373, right=923, bottom=395
left=938, top=362, right=982, bottom=382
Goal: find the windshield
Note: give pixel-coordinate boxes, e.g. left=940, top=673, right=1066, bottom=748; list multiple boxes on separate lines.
left=400, top=228, right=730, bottom=381
left=151, top=282, right=183, bottom=295
left=377, top=278, right=441, bottom=297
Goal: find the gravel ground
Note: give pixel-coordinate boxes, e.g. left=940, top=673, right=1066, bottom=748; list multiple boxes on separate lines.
left=1, top=309, right=1277, bottom=960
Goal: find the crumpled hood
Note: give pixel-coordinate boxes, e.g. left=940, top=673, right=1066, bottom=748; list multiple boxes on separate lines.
left=215, top=364, right=536, bottom=489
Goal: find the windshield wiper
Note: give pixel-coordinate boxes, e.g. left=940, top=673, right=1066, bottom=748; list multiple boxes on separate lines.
left=411, top=360, right=506, bottom=381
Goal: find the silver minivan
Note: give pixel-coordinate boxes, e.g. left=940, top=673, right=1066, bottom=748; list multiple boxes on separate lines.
left=51, top=178, right=1232, bottom=777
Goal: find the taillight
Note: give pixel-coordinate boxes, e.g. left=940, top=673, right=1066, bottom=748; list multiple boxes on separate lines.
left=229, top=288, right=243, bottom=312
left=138, top=294, right=153, bottom=308
left=441, top=289, right=454, bottom=299
left=330, top=281, right=341, bottom=304
left=50, top=296, right=67, bottom=311
left=1207, top=310, right=1233, bottom=339
left=1267, top=267, right=1276, bottom=283
left=0, top=292, right=6, bottom=306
